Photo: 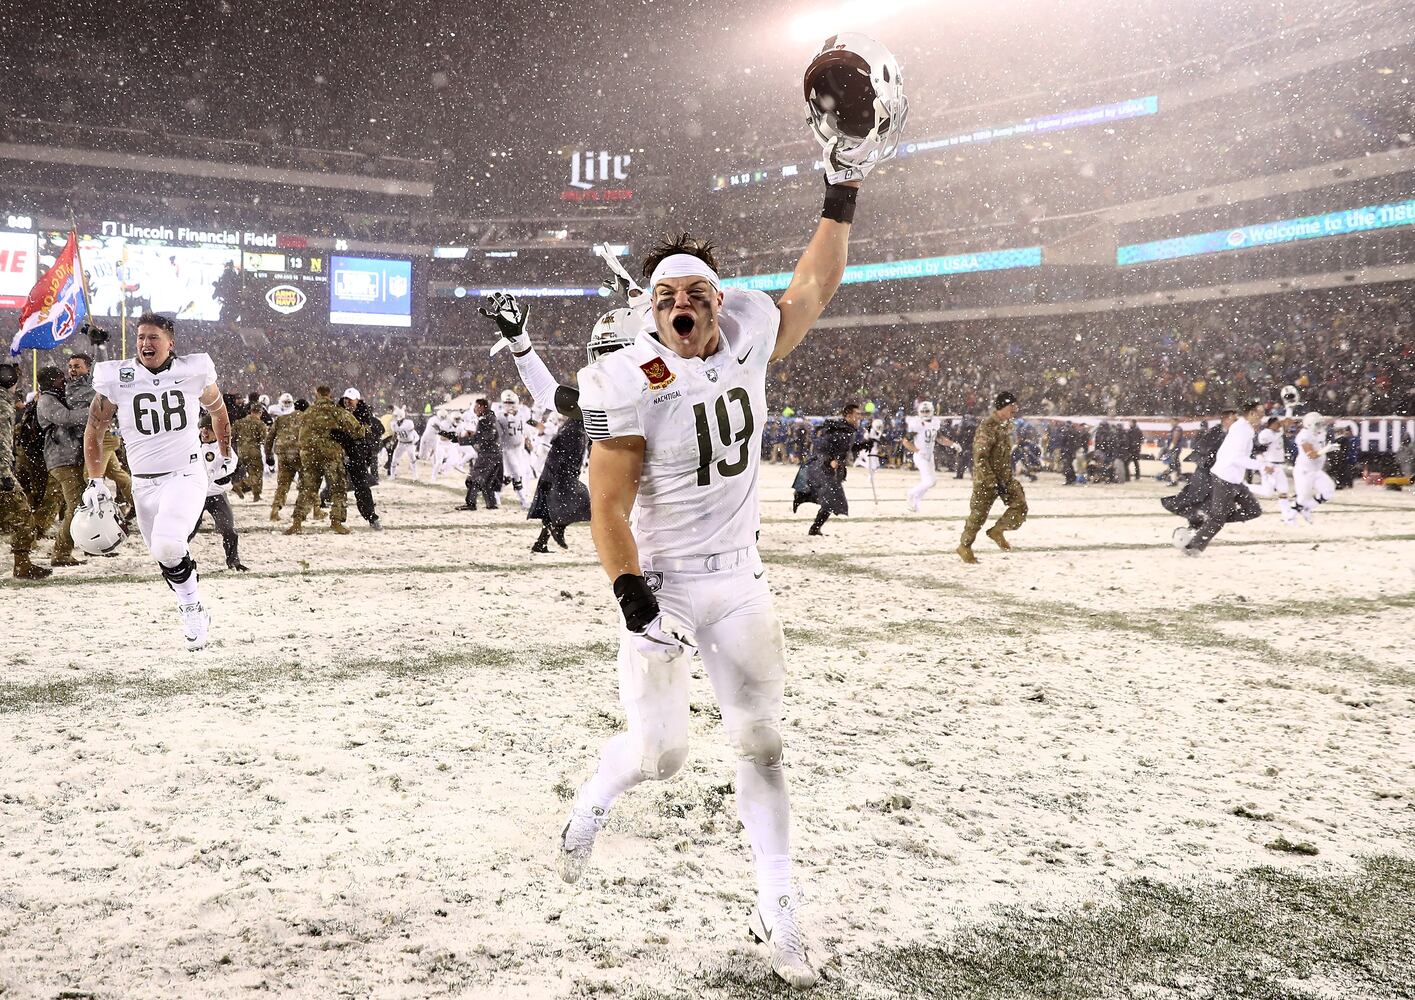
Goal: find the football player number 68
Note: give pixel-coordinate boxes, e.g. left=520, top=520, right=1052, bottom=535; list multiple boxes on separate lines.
left=132, top=390, right=188, bottom=435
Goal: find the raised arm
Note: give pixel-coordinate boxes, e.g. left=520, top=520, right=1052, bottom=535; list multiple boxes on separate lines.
left=200, top=384, right=231, bottom=457
left=83, top=393, right=118, bottom=479
left=772, top=181, right=861, bottom=362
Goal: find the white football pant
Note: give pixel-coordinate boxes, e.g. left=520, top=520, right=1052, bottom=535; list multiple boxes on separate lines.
left=1294, top=467, right=1335, bottom=512
left=577, top=546, right=793, bottom=903
left=390, top=442, right=418, bottom=479
left=907, top=453, right=936, bottom=507
left=133, top=464, right=208, bottom=605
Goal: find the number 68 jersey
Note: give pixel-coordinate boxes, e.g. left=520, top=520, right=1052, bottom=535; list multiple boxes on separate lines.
left=577, top=288, right=779, bottom=561
left=93, top=352, right=218, bottom=476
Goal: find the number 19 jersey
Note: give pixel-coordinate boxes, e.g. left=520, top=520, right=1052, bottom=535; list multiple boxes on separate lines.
left=577, top=288, right=779, bottom=561
left=93, top=353, right=218, bottom=476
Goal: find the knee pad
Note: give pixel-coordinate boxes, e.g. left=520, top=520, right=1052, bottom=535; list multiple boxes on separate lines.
left=159, top=553, right=197, bottom=588
left=647, top=744, right=689, bottom=780
left=735, top=724, right=784, bottom=768
left=151, top=536, right=189, bottom=567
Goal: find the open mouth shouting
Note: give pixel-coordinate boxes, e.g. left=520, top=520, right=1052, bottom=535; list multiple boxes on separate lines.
left=671, top=312, right=696, bottom=340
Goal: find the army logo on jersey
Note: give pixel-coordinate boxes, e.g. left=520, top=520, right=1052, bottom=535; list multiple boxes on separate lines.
left=644, top=571, right=663, bottom=593
left=639, top=358, right=676, bottom=390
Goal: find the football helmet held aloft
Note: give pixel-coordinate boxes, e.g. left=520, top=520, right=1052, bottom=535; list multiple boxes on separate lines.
left=805, top=32, right=909, bottom=184
left=587, top=308, right=638, bottom=364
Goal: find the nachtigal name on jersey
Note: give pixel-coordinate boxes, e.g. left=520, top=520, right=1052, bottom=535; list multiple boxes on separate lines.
left=576, top=288, right=779, bottom=559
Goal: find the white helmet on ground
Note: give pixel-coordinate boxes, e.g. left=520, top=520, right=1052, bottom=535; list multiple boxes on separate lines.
left=916, top=400, right=935, bottom=416
left=500, top=389, right=519, bottom=406
left=71, top=495, right=126, bottom=555
left=804, top=32, right=909, bottom=181
left=1302, top=411, right=1325, bottom=431
left=587, top=308, right=638, bottom=364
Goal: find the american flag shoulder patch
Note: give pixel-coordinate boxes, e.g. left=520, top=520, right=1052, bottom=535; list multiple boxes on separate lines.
left=582, top=409, right=611, bottom=440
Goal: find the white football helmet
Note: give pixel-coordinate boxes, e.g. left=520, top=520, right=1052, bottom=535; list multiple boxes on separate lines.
left=916, top=400, right=935, bottom=417
left=72, top=495, right=126, bottom=555
left=500, top=389, right=519, bottom=407
left=1302, top=411, right=1325, bottom=431
left=1280, top=384, right=1300, bottom=407
left=805, top=32, right=909, bottom=181
left=587, top=308, right=638, bottom=364
left=278, top=392, right=294, bottom=407
left=393, top=406, right=407, bottom=421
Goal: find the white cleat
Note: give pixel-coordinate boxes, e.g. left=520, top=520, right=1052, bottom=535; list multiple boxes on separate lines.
left=906, top=498, right=919, bottom=513
left=179, top=602, right=210, bottom=651
left=1297, top=505, right=1314, bottom=524
left=749, top=893, right=818, bottom=988
left=557, top=802, right=608, bottom=884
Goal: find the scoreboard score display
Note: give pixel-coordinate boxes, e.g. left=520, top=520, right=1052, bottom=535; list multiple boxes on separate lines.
left=240, top=250, right=329, bottom=325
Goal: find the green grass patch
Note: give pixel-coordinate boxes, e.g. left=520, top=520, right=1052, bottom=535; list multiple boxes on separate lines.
left=626, top=855, right=1415, bottom=999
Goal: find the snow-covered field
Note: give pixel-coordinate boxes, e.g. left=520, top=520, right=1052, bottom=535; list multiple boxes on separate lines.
left=2, top=464, right=1412, bottom=999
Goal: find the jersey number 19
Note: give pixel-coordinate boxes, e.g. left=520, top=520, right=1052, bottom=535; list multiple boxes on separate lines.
left=693, top=388, right=754, bottom=486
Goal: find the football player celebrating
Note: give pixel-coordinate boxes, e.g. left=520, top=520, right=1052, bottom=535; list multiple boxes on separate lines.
left=554, top=33, right=907, bottom=988
left=82, top=313, right=229, bottom=649
left=495, top=389, right=536, bottom=506
left=903, top=400, right=958, bottom=512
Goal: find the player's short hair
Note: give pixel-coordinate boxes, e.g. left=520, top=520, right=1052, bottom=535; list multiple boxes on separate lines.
left=1243, top=400, right=1265, bottom=414
left=841, top=402, right=862, bottom=417
left=316, top=386, right=332, bottom=398
left=1219, top=408, right=1239, bottom=419
left=69, top=352, right=93, bottom=368
left=641, top=233, right=720, bottom=283
left=135, top=312, right=175, bottom=335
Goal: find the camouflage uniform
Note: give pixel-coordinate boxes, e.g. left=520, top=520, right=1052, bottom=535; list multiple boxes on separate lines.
left=265, top=409, right=303, bottom=518
left=960, top=414, right=1028, bottom=548
left=232, top=411, right=266, bottom=501
left=1, top=392, right=45, bottom=578
left=289, top=397, right=364, bottom=530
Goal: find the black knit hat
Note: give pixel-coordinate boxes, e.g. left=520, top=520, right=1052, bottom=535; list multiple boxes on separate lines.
left=994, top=390, right=1018, bottom=409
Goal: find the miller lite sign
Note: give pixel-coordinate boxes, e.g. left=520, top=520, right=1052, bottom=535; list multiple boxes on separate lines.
left=564, top=151, right=633, bottom=202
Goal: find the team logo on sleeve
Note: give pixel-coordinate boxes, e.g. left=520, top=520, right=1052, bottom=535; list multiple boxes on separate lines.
left=639, top=358, right=676, bottom=390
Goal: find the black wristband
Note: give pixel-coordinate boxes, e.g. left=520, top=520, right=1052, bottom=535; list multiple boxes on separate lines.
left=613, top=573, right=659, bottom=633
left=822, top=181, right=858, bottom=224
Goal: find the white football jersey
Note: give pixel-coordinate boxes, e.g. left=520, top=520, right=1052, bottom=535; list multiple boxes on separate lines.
left=577, top=288, right=779, bottom=560
left=497, top=404, right=533, bottom=454
left=201, top=442, right=238, bottom=497
left=93, top=353, right=218, bottom=476
left=906, top=415, right=941, bottom=452
left=395, top=418, right=418, bottom=444
left=1294, top=428, right=1326, bottom=472
left=1257, top=427, right=1285, bottom=464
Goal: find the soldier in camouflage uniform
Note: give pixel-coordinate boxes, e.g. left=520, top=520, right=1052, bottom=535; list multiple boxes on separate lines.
left=284, top=386, right=365, bottom=535
left=958, top=391, right=1028, bottom=564
left=0, top=360, right=50, bottom=579
left=231, top=401, right=267, bottom=501
left=265, top=398, right=305, bottom=520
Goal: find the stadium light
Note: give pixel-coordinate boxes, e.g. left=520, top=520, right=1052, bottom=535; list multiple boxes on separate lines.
left=788, top=0, right=941, bottom=42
